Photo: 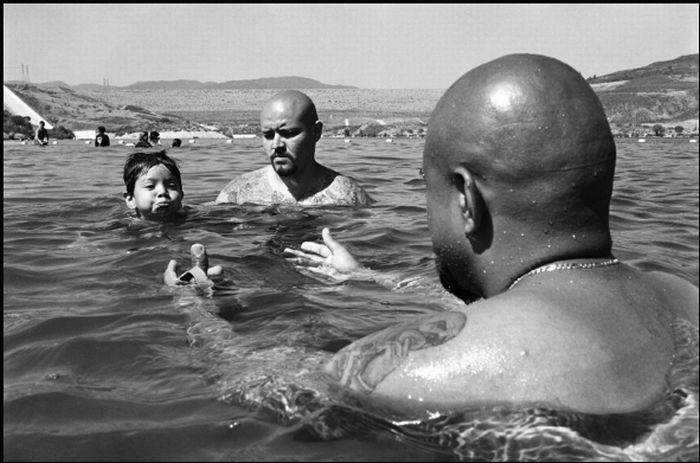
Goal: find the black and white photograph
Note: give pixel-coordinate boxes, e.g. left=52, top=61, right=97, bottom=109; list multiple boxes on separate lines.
left=4, top=4, right=698, bottom=461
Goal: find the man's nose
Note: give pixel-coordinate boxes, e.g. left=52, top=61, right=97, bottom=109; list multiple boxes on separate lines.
left=272, top=132, right=285, bottom=150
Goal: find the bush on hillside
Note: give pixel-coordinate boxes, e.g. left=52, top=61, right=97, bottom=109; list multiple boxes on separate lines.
left=3, top=111, right=35, bottom=139
left=50, top=125, right=75, bottom=139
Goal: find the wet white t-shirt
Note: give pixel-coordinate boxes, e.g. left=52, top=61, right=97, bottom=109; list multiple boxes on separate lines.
left=215, top=166, right=372, bottom=207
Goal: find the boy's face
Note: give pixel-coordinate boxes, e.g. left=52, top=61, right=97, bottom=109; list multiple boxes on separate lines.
left=124, top=164, right=183, bottom=221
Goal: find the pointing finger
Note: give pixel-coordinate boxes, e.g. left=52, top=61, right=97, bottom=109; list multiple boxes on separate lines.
left=321, top=227, right=340, bottom=252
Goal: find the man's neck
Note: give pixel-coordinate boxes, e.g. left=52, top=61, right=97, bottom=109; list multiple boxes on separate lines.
left=471, top=228, right=613, bottom=298
left=276, top=163, right=336, bottom=201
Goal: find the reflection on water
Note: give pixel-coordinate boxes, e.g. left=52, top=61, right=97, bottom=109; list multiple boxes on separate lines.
left=3, top=138, right=698, bottom=461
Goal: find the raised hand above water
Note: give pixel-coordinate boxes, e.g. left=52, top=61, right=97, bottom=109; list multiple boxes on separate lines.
left=284, top=227, right=367, bottom=280
left=164, top=243, right=223, bottom=287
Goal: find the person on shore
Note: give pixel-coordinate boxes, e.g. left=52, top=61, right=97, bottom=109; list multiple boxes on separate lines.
left=285, top=54, right=698, bottom=418
left=215, top=90, right=372, bottom=207
left=122, top=150, right=186, bottom=222
left=95, top=126, right=110, bottom=147
left=135, top=131, right=152, bottom=148
left=34, top=121, right=49, bottom=146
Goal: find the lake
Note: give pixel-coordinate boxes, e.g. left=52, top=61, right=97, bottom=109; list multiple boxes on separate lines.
left=3, top=137, right=698, bottom=461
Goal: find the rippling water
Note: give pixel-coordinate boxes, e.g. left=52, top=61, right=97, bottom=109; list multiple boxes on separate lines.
left=3, top=137, right=698, bottom=461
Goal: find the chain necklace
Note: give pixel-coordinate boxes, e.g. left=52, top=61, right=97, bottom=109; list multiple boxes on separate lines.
left=508, top=257, right=620, bottom=290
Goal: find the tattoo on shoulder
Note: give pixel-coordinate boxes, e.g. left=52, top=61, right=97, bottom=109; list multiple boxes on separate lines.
left=324, top=311, right=466, bottom=393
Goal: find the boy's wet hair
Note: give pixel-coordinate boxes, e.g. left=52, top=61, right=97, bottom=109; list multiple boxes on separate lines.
left=123, top=150, right=183, bottom=196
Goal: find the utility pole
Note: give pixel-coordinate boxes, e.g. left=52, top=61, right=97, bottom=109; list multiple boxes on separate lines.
left=21, top=64, right=30, bottom=82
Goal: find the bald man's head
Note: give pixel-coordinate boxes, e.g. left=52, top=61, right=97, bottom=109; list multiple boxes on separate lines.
left=261, top=90, right=319, bottom=128
left=260, top=90, right=323, bottom=177
left=424, top=54, right=616, bottom=299
left=424, top=53, right=616, bottom=221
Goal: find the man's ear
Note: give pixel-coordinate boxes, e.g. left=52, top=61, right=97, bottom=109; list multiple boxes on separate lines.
left=313, top=121, right=323, bottom=142
left=123, top=192, right=136, bottom=210
left=453, top=166, right=483, bottom=236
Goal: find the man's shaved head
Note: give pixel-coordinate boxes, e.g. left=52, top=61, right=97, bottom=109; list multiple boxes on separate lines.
left=261, top=90, right=319, bottom=128
left=424, top=53, right=616, bottom=221
left=423, top=54, right=617, bottom=299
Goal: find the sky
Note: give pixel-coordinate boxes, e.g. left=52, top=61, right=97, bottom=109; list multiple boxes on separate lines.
left=3, top=3, right=699, bottom=89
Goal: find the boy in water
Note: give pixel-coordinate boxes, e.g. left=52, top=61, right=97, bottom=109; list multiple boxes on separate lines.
left=122, top=150, right=222, bottom=284
left=122, top=150, right=186, bottom=222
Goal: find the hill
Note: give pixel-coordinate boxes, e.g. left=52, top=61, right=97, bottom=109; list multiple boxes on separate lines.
left=3, top=82, right=195, bottom=134
left=71, top=76, right=356, bottom=91
left=587, top=54, right=698, bottom=84
left=587, top=54, right=698, bottom=133
left=4, top=57, right=698, bottom=138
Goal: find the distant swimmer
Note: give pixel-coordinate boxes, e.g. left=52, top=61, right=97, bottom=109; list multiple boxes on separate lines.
left=215, top=90, right=372, bottom=207
left=286, top=54, right=699, bottom=418
left=149, top=130, right=161, bottom=146
left=94, top=126, right=111, bottom=147
left=171, top=138, right=182, bottom=148
left=134, top=131, right=152, bottom=148
left=34, top=121, right=49, bottom=146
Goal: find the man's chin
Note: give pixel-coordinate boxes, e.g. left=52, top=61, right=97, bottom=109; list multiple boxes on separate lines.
left=272, top=161, right=296, bottom=177
left=436, top=259, right=480, bottom=303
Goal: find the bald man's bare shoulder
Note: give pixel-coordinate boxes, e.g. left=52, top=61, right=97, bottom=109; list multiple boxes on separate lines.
left=323, top=271, right=687, bottom=416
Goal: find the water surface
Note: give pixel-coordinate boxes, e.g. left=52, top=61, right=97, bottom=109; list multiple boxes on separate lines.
left=3, top=137, right=698, bottom=461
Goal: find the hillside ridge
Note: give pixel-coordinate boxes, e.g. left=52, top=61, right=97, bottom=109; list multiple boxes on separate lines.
left=4, top=54, right=698, bottom=138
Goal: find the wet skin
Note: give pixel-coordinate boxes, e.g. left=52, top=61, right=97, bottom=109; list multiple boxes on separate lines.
left=125, top=164, right=183, bottom=221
